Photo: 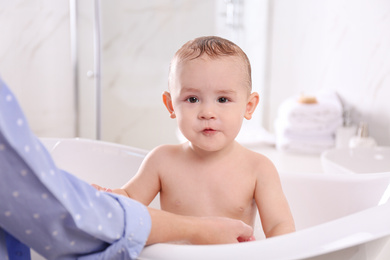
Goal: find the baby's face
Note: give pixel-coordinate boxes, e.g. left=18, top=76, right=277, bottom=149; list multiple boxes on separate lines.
left=169, top=55, right=252, bottom=152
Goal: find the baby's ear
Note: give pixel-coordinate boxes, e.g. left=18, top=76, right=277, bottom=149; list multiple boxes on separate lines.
left=244, top=92, right=259, bottom=120
left=162, top=91, right=176, bottom=119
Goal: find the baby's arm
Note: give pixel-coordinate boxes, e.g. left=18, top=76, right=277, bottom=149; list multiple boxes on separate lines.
left=93, top=146, right=165, bottom=206
left=119, top=146, right=163, bottom=205
left=255, top=156, right=295, bottom=238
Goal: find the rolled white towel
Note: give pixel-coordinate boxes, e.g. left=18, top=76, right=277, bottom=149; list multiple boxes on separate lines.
left=274, top=116, right=343, bottom=137
left=277, top=91, right=343, bottom=127
left=274, top=90, right=343, bottom=154
left=275, top=127, right=337, bottom=154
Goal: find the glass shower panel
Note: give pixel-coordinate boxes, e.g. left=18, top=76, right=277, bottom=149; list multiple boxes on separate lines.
left=77, top=0, right=99, bottom=139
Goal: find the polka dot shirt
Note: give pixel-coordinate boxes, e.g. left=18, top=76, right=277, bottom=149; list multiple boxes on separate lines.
left=0, top=77, right=151, bottom=259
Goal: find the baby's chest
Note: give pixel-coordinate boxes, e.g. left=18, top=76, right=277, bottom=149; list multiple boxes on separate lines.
left=160, top=170, right=256, bottom=216
left=161, top=166, right=255, bottom=194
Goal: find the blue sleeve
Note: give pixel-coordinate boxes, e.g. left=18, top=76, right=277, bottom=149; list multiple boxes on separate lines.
left=0, top=77, right=151, bottom=260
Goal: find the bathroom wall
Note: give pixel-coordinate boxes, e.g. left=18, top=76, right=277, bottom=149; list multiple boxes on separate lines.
left=266, top=0, right=390, bottom=145
left=77, top=0, right=269, bottom=150
left=0, top=0, right=227, bottom=150
left=0, top=0, right=269, bottom=150
left=1, top=0, right=389, bottom=149
left=97, top=0, right=217, bottom=149
left=60, top=0, right=225, bottom=148
left=0, top=0, right=75, bottom=138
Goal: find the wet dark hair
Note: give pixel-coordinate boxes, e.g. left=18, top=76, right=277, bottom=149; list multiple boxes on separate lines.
left=169, top=36, right=252, bottom=89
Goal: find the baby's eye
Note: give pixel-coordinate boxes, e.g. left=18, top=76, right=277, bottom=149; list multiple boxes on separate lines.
left=187, top=97, right=199, bottom=103
left=218, top=97, right=229, bottom=103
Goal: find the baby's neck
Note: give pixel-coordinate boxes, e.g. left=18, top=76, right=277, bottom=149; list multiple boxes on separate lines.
left=186, top=141, right=240, bottom=161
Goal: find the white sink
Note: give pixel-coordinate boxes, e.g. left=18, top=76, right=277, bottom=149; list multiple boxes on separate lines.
left=321, top=146, right=390, bottom=174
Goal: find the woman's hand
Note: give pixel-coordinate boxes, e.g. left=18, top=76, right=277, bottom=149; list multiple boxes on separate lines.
left=91, top=183, right=112, bottom=193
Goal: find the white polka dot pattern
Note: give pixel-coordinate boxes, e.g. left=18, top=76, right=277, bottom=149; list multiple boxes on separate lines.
left=0, top=77, right=151, bottom=259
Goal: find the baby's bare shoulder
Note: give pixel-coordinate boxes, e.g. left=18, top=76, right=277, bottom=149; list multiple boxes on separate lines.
left=138, top=144, right=184, bottom=174
left=152, top=143, right=180, bottom=153
left=241, top=147, right=274, bottom=165
left=147, top=143, right=185, bottom=161
left=240, top=147, right=278, bottom=177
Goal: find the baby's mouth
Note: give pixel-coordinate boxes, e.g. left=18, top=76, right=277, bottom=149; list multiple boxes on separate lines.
left=202, top=128, right=216, bottom=134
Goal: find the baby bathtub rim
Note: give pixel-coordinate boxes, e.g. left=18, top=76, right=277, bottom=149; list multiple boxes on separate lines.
left=39, top=137, right=390, bottom=183
left=39, top=137, right=149, bottom=156
left=140, top=172, right=390, bottom=260
left=39, top=138, right=390, bottom=259
left=321, top=146, right=390, bottom=175
left=140, top=197, right=390, bottom=260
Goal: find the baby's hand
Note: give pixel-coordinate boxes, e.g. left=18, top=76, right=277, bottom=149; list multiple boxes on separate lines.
left=237, top=235, right=256, bottom=242
left=91, top=184, right=112, bottom=193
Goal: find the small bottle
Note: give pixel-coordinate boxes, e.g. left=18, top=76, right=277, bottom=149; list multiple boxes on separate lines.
left=335, top=109, right=357, bottom=148
left=349, top=122, right=377, bottom=148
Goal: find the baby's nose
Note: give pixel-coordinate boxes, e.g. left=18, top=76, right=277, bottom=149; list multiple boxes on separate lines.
left=198, top=105, right=216, bottom=120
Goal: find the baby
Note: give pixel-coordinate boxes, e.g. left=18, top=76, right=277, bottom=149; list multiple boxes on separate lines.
left=94, top=36, right=295, bottom=241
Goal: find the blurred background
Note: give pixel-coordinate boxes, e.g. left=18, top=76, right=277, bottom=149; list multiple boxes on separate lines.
left=0, top=0, right=389, bottom=150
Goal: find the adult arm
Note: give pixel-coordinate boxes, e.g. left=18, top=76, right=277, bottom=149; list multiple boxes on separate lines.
left=0, top=78, right=150, bottom=259
left=146, top=208, right=253, bottom=245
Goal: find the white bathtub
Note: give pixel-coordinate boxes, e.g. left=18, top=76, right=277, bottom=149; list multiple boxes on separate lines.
left=39, top=138, right=390, bottom=260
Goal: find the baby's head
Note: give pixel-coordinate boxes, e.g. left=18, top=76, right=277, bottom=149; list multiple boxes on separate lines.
left=163, top=36, right=259, bottom=152
left=168, top=36, right=252, bottom=92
